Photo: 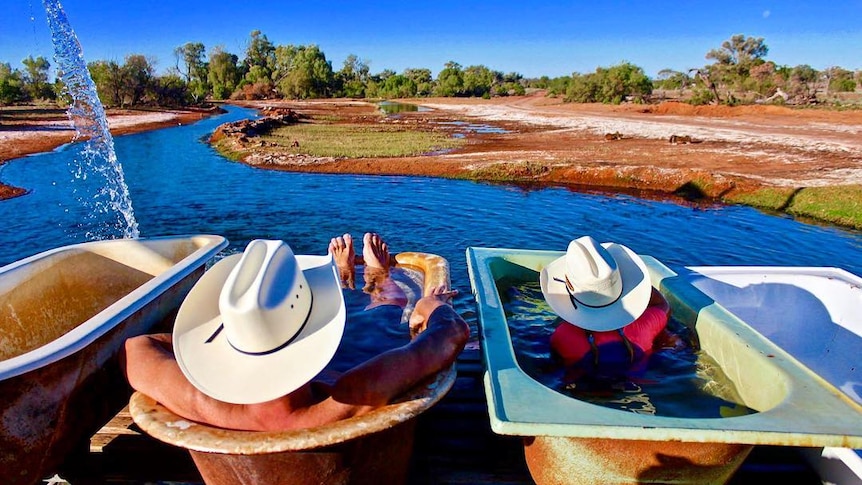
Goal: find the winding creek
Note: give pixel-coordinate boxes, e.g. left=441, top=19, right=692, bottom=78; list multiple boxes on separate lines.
left=1, top=105, right=861, bottom=330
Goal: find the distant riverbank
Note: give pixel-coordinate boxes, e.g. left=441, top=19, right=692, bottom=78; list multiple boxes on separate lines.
left=217, top=96, right=862, bottom=230
left=4, top=97, right=861, bottom=230
left=0, top=105, right=222, bottom=199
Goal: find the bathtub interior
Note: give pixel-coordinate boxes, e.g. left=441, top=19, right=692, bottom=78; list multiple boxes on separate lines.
left=682, top=266, right=861, bottom=406
left=0, top=250, right=152, bottom=361
left=466, top=247, right=862, bottom=448
left=0, top=235, right=227, bottom=369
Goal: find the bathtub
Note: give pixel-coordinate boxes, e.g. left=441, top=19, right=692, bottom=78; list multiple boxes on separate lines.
left=682, top=265, right=862, bottom=484
left=130, top=251, right=456, bottom=485
left=0, top=235, right=227, bottom=485
left=466, top=247, right=862, bottom=485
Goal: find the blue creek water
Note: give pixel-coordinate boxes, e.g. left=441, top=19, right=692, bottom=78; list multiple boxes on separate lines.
left=2, top=105, right=862, bottom=339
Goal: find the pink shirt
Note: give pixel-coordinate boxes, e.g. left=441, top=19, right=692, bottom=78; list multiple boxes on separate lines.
left=550, top=304, right=669, bottom=367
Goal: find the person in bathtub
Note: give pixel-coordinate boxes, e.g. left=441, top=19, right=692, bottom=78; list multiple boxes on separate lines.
left=121, top=237, right=469, bottom=432
left=540, top=235, right=680, bottom=370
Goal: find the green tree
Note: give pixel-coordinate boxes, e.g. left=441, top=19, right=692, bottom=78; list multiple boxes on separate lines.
left=88, top=60, right=125, bottom=107
left=174, top=42, right=209, bottom=102
left=21, top=55, right=54, bottom=100
left=494, top=72, right=524, bottom=96
left=499, top=81, right=525, bottom=96
left=0, top=62, right=25, bottom=105
left=462, top=65, right=495, bottom=97
left=529, top=76, right=551, bottom=89
left=378, top=74, right=416, bottom=98
left=273, top=44, right=334, bottom=99
left=706, top=34, right=768, bottom=67
left=787, top=65, right=819, bottom=101
left=544, top=76, right=571, bottom=96
left=565, top=72, right=599, bottom=103
left=174, top=42, right=205, bottom=82
left=434, top=61, right=464, bottom=96
left=337, top=54, right=370, bottom=98
left=122, top=54, right=155, bottom=106
left=703, top=34, right=769, bottom=103
left=403, top=68, right=433, bottom=96
left=244, top=30, right=275, bottom=84
left=825, top=67, right=856, bottom=93
left=151, top=73, right=190, bottom=107
left=603, top=62, right=652, bottom=103
left=565, top=62, right=651, bottom=104
left=654, top=69, right=690, bottom=90
left=208, top=46, right=241, bottom=99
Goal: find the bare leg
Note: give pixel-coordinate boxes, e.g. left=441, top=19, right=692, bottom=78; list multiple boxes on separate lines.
left=329, top=233, right=356, bottom=289
left=362, top=232, right=391, bottom=270
left=360, top=232, right=407, bottom=309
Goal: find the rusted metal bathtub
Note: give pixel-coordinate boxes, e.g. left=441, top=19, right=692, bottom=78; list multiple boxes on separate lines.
left=0, top=235, right=227, bottom=485
left=130, top=251, right=455, bottom=485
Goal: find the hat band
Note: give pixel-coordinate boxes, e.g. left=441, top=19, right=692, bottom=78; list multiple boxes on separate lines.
left=555, top=276, right=622, bottom=310
left=205, top=292, right=314, bottom=356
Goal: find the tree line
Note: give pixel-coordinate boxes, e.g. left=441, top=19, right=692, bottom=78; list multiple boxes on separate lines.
left=1, top=31, right=859, bottom=108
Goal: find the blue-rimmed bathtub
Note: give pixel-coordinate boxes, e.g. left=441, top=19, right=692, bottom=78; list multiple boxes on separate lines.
left=466, top=247, right=862, bottom=485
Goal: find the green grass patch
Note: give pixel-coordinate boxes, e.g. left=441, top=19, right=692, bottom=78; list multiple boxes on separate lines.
left=313, top=115, right=343, bottom=122
left=262, top=123, right=464, bottom=158
left=725, top=187, right=798, bottom=210
left=460, top=161, right=549, bottom=181
left=212, top=139, right=245, bottom=161
left=786, top=185, right=862, bottom=229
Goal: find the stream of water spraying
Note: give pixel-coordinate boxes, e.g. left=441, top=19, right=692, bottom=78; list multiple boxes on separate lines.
left=42, top=0, right=139, bottom=239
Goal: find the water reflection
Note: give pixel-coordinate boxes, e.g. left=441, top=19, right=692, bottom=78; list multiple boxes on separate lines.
left=378, top=101, right=429, bottom=114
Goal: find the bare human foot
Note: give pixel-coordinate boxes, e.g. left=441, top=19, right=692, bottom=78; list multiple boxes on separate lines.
left=362, top=232, right=391, bottom=270
left=329, top=233, right=356, bottom=289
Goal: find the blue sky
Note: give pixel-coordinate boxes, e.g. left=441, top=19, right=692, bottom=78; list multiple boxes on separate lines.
left=2, top=0, right=860, bottom=79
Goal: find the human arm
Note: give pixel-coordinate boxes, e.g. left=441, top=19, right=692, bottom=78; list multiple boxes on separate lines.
left=121, top=333, right=264, bottom=430
left=328, top=293, right=470, bottom=406
left=251, top=293, right=470, bottom=430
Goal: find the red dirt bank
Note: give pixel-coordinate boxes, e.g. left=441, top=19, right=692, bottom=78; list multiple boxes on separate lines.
left=225, top=95, right=862, bottom=202
left=5, top=95, right=862, bottom=209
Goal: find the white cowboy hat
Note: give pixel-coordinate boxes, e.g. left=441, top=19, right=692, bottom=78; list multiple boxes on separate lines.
left=173, top=239, right=345, bottom=404
left=539, top=236, right=651, bottom=332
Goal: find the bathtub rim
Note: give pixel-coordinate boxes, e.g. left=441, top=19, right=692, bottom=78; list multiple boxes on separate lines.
left=129, top=251, right=457, bottom=454
left=130, top=363, right=455, bottom=453
left=466, top=246, right=862, bottom=448
left=0, top=234, right=228, bottom=381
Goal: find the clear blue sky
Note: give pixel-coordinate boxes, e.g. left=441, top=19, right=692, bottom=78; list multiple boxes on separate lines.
left=2, top=0, right=860, bottom=79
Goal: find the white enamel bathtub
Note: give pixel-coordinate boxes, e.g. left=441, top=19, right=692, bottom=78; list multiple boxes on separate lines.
left=683, top=265, right=862, bottom=485
left=0, top=234, right=227, bottom=485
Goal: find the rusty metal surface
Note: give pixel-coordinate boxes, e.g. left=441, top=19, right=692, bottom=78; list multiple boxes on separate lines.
left=524, top=436, right=752, bottom=485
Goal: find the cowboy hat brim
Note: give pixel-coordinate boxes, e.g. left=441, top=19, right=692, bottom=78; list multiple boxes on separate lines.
left=540, top=243, right=651, bottom=332
left=173, top=253, right=345, bottom=404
